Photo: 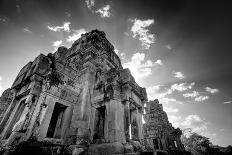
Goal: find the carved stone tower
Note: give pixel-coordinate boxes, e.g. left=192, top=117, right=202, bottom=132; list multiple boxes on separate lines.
left=0, top=30, right=147, bottom=155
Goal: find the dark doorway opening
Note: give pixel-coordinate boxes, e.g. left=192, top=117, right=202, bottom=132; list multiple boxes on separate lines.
left=153, top=138, right=159, bottom=150
left=46, top=102, right=67, bottom=139
left=93, top=106, right=105, bottom=141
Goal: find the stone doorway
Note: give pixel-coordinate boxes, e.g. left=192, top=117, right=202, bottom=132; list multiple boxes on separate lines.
left=46, top=102, right=67, bottom=139
left=93, top=106, right=105, bottom=141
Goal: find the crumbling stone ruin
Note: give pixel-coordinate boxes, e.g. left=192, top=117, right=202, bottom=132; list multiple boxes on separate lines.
left=0, top=29, right=188, bottom=155
left=143, top=99, right=189, bottom=155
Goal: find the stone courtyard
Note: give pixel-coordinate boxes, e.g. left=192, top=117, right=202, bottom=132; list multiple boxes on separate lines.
left=0, top=30, right=189, bottom=155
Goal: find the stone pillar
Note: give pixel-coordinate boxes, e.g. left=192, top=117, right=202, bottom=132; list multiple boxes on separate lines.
left=122, top=84, right=132, bottom=142
left=0, top=89, right=17, bottom=136
left=106, top=99, right=125, bottom=143
left=23, top=74, right=43, bottom=140
left=67, top=66, right=95, bottom=154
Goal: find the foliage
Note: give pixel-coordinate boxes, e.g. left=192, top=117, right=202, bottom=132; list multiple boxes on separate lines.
left=46, top=53, right=64, bottom=87
left=181, top=128, right=232, bottom=155
left=47, top=70, right=64, bottom=87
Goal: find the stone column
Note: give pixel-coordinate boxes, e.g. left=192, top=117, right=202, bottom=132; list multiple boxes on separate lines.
left=122, top=84, right=132, bottom=142
left=106, top=98, right=125, bottom=143
left=67, top=66, right=95, bottom=154
left=0, top=89, right=17, bottom=136
left=23, top=74, right=43, bottom=140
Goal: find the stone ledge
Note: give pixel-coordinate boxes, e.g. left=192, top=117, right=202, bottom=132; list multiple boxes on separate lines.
left=88, top=142, right=124, bottom=154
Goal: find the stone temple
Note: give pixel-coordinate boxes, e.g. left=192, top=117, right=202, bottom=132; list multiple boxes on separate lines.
left=0, top=30, right=188, bottom=155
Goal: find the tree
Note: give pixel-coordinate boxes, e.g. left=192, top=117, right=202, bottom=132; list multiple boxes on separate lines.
left=181, top=128, right=212, bottom=155
left=181, top=128, right=232, bottom=155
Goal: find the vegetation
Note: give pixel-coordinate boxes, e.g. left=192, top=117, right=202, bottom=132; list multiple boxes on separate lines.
left=181, top=128, right=232, bottom=155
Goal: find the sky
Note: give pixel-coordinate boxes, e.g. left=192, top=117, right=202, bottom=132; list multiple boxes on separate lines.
left=0, top=0, right=232, bottom=147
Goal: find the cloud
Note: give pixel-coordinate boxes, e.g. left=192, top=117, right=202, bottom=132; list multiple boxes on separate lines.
left=23, top=27, right=32, bottom=33
left=165, top=44, right=172, bottom=50
left=48, top=22, right=71, bottom=32
left=115, top=48, right=126, bottom=59
left=65, top=12, right=71, bottom=18
left=163, top=106, right=179, bottom=113
left=183, top=90, right=200, bottom=98
left=170, top=82, right=195, bottom=92
left=95, top=5, right=111, bottom=18
left=147, top=85, right=170, bottom=100
left=85, top=0, right=95, bottom=10
left=181, top=114, right=203, bottom=126
left=170, top=114, right=209, bottom=135
left=168, top=114, right=215, bottom=140
left=183, top=90, right=209, bottom=102
left=0, top=76, right=3, bottom=96
left=123, top=52, right=160, bottom=80
left=155, top=59, right=163, bottom=65
left=147, top=83, right=193, bottom=104
left=223, top=100, right=232, bottom=104
left=53, top=40, right=62, bottom=47
left=168, top=115, right=182, bottom=128
left=66, top=28, right=87, bottom=42
left=160, top=97, right=183, bottom=105
left=124, top=32, right=129, bottom=36
left=147, top=85, right=162, bottom=92
left=205, top=87, right=219, bottom=94
left=195, top=95, right=209, bottom=102
left=173, top=71, right=185, bottom=79
left=130, top=18, right=155, bottom=49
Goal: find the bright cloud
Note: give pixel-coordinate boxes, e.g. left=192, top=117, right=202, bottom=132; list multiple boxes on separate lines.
left=95, top=5, right=111, bottom=18
left=48, top=22, right=71, bottom=32
left=53, top=40, right=62, bottom=47
left=183, top=90, right=209, bottom=102
left=85, top=0, right=95, bottom=10
left=195, top=95, right=209, bottom=102
left=147, top=85, right=167, bottom=100
left=155, top=59, right=163, bottom=65
left=123, top=52, right=160, bottom=80
left=130, top=19, right=155, bottom=49
left=223, top=100, right=232, bottom=104
left=114, top=48, right=126, bottom=59
left=163, top=106, right=179, bottom=113
left=170, top=114, right=209, bottom=134
left=173, top=71, right=185, bottom=79
left=181, top=114, right=203, bottom=126
left=168, top=115, right=182, bottom=128
left=66, top=29, right=87, bottom=42
left=205, top=87, right=219, bottom=94
left=160, top=97, right=183, bottom=105
left=183, top=90, right=200, bottom=98
left=170, top=82, right=195, bottom=92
